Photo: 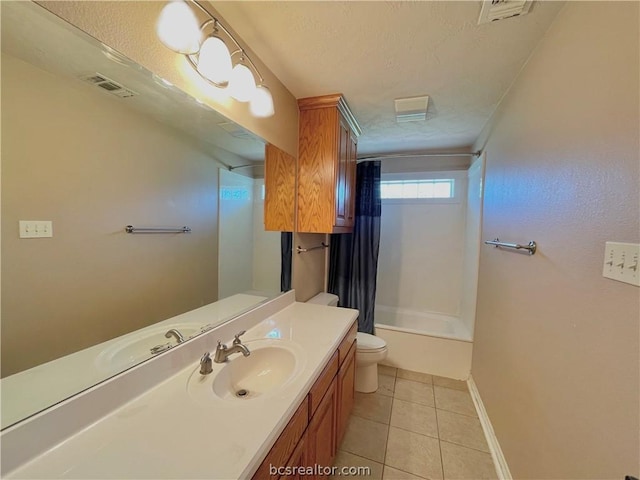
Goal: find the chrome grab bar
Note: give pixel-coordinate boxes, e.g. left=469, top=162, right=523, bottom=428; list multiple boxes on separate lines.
left=484, top=238, right=537, bottom=255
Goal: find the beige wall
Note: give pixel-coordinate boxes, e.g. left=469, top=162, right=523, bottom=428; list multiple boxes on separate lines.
left=1, top=53, right=221, bottom=376
left=292, top=233, right=327, bottom=302
left=36, top=1, right=299, bottom=158
left=472, top=3, right=639, bottom=478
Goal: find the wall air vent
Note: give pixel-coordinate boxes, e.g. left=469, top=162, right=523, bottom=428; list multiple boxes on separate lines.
left=478, top=0, right=533, bottom=24
left=80, top=73, right=137, bottom=98
left=395, top=96, right=429, bottom=123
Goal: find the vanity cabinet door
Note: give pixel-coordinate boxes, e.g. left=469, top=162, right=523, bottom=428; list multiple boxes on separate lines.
left=281, top=431, right=308, bottom=480
left=336, top=341, right=356, bottom=446
left=252, top=397, right=309, bottom=480
left=306, top=377, right=338, bottom=477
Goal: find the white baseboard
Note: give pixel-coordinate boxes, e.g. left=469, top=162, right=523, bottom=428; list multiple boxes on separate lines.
left=467, top=375, right=513, bottom=480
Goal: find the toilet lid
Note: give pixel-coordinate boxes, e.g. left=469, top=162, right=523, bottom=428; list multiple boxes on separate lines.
left=357, top=332, right=387, bottom=350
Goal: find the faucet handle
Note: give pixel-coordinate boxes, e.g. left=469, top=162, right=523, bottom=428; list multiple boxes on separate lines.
left=200, top=352, right=213, bottom=375
left=233, top=330, right=246, bottom=345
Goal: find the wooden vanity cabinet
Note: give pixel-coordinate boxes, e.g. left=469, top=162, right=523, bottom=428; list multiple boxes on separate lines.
left=281, top=432, right=308, bottom=480
left=336, top=341, right=356, bottom=446
left=253, top=397, right=309, bottom=479
left=264, top=143, right=296, bottom=232
left=297, top=94, right=361, bottom=234
left=306, top=377, right=338, bottom=476
left=252, top=320, right=356, bottom=480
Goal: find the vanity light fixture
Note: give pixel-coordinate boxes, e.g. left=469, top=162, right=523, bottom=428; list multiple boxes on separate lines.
left=156, top=0, right=275, bottom=118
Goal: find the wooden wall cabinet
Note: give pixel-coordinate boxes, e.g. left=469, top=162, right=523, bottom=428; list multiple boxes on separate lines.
left=297, top=94, right=361, bottom=234
left=252, top=320, right=356, bottom=479
left=264, top=143, right=296, bottom=232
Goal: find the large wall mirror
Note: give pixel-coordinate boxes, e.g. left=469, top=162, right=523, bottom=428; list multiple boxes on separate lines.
left=1, top=1, right=282, bottom=429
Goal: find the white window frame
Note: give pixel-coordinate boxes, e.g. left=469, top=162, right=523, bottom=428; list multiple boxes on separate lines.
left=380, top=171, right=464, bottom=204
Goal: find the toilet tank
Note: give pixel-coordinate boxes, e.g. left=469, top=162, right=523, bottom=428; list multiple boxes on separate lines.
left=306, top=292, right=339, bottom=307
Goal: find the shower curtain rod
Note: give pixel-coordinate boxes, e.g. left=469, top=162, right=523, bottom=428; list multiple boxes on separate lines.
left=357, top=151, right=482, bottom=162
left=228, top=163, right=264, bottom=171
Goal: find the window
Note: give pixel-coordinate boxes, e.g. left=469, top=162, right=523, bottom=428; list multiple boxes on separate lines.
left=380, top=179, right=455, bottom=200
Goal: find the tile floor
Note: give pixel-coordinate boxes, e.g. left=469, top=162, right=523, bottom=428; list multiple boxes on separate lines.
left=332, top=366, right=497, bottom=480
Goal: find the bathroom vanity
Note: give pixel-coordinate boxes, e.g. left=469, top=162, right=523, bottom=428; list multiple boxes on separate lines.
left=1, top=291, right=358, bottom=479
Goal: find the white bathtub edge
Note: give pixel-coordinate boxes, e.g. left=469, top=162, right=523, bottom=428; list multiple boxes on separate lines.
left=376, top=323, right=472, bottom=343
left=467, top=375, right=513, bottom=480
left=377, top=328, right=471, bottom=379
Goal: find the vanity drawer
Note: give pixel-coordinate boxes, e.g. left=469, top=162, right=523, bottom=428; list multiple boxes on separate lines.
left=337, top=321, right=357, bottom=367
left=308, top=351, right=338, bottom=419
left=253, top=396, right=309, bottom=479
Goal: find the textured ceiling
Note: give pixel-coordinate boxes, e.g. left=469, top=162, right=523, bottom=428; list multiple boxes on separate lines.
left=213, top=1, right=565, bottom=155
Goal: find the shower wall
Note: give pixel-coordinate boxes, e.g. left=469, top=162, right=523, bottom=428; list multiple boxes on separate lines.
left=376, top=170, right=468, bottom=316
left=460, top=156, right=484, bottom=337
left=218, top=171, right=280, bottom=299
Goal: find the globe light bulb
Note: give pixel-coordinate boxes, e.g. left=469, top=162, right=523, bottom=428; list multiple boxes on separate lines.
left=228, top=63, right=256, bottom=102
left=156, top=1, right=201, bottom=54
left=197, top=35, right=232, bottom=86
left=250, top=85, right=275, bottom=117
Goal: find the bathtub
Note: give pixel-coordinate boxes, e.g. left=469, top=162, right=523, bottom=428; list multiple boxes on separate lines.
left=375, top=305, right=473, bottom=380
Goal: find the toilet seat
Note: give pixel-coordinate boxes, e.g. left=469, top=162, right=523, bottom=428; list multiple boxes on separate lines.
left=356, top=332, right=387, bottom=352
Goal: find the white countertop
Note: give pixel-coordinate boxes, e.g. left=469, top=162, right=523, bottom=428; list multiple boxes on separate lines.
left=0, top=293, right=269, bottom=430
left=6, top=301, right=357, bottom=479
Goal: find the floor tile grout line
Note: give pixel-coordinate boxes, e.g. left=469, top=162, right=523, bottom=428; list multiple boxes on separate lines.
left=433, top=406, right=479, bottom=419
left=382, top=391, right=394, bottom=467
left=384, top=463, right=430, bottom=479
left=335, top=449, right=385, bottom=468
left=385, top=422, right=440, bottom=441
left=434, top=407, right=445, bottom=480
left=438, top=438, right=492, bottom=455
left=349, top=411, right=392, bottom=427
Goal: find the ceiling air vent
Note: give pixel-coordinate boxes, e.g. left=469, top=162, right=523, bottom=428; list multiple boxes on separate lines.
left=478, top=0, right=533, bottom=24
left=395, top=96, right=429, bottom=123
left=217, top=122, right=254, bottom=140
left=80, top=73, right=137, bottom=98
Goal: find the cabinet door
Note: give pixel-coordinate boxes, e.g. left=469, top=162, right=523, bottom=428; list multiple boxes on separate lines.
left=334, top=118, right=350, bottom=228
left=345, top=133, right=357, bottom=228
left=336, top=341, right=356, bottom=446
left=307, top=377, right=338, bottom=477
left=252, top=398, right=309, bottom=479
left=297, top=107, right=339, bottom=233
left=264, top=143, right=296, bottom=232
left=282, top=431, right=308, bottom=480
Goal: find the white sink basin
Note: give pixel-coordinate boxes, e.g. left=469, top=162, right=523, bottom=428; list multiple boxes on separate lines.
left=188, top=339, right=305, bottom=403
left=96, top=323, right=202, bottom=372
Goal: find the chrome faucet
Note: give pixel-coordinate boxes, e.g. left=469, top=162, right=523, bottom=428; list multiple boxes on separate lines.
left=214, top=330, right=251, bottom=363
left=200, top=352, right=213, bottom=375
left=165, top=328, right=185, bottom=344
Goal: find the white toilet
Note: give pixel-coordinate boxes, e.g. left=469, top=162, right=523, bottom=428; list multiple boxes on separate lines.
left=306, top=292, right=388, bottom=393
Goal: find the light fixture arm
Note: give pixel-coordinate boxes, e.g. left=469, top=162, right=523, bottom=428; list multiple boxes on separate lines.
left=157, top=0, right=274, bottom=116
left=189, top=0, right=265, bottom=83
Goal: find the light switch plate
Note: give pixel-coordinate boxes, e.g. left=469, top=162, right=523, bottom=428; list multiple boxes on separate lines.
left=603, top=242, right=639, bottom=286
left=19, top=220, right=53, bottom=238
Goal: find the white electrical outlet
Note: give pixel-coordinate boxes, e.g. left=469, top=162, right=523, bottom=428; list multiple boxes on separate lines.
left=602, top=242, right=639, bottom=286
left=19, top=220, right=53, bottom=238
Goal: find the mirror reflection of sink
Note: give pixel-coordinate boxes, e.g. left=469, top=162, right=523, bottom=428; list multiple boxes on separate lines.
left=188, top=339, right=306, bottom=403
left=96, top=323, right=202, bottom=372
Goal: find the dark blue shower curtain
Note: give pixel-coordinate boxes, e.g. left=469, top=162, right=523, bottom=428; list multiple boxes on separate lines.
left=328, top=161, right=381, bottom=334
left=281, top=232, right=292, bottom=292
